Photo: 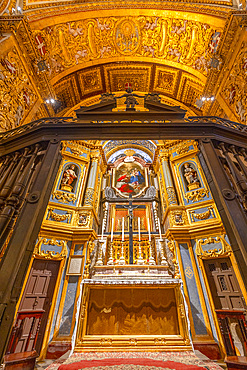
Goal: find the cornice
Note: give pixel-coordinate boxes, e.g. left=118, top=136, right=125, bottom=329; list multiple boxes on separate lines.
left=20, top=1, right=233, bottom=21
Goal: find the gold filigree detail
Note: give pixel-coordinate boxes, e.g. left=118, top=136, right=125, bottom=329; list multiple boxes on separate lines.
left=184, top=188, right=209, bottom=203
left=195, top=235, right=232, bottom=258
left=48, top=208, right=72, bottom=222
left=184, top=265, right=194, bottom=279
left=33, top=238, right=67, bottom=259
left=84, top=187, right=95, bottom=206
left=52, top=190, right=77, bottom=203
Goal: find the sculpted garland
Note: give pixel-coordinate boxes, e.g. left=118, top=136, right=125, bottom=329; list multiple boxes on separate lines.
left=34, top=16, right=222, bottom=79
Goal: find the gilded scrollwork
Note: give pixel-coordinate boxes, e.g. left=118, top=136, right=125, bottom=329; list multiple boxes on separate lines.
left=0, top=48, right=37, bottom=131
left=52, top=190, right=77, bottom=203
left=190, top=206, right=215, bottom=222
left=33, top=238, right=67, bottom=259
left=222, top=42, right=247, bottom=123
left=195, top=235, right=232, bottom=258
left=48, top=208, right=72, bottom=223
left=184, top=188, right=209, bottom=203
left=62, top=141, right=89, bottom=157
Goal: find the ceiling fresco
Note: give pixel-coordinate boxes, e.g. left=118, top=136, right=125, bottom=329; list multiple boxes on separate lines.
left=0, top=3, right=246, bottom=130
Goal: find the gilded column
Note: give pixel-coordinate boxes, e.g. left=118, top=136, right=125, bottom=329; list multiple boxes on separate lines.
left=83, top=151, right=100, bottom=207
left=160, top=151, right=178, bottom=206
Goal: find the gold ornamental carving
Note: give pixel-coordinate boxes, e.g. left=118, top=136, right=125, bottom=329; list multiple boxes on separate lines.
left=195, top=235, right=232, bottom=259
left=52, top=190, right=77, bottom=204
left=167, top=240, right=180, bottom=279
left=190, top=206, right=215, bottom=222
left=36, top=16, right=222, bottom=80
left=33, top=238, right=67, bottom=260
left=48, top=208, right=72, bottom=223
left=170, top=210, right=188, bottom=226
left=222, top=42, right=247, bottom=124
left=62, top=141, right=89, bottom=158
left=78, top=212, right=91, bottom=227
left=184, top=188, right=209, bottom=203
left=0, top=48, right=37, bottom=131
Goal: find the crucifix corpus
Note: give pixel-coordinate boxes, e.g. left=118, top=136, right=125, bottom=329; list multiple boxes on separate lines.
left=122, top=194, right=142, bottom=264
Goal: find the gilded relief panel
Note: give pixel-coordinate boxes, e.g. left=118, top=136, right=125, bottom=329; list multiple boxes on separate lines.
left=153, top=66, right=179, bottom=96
left=0, top=44, right=37, bottom=131
left=34, top=16, right=222, bottom=81
left=104, top=64, right=152, bottom=93
left=222, top=41, right=247, bottom=123
left=177, top=74, right=204, bottom=107
left=86, top=287, right=179, bottom=336
left=77, top=68, right=102, bottom=95
left=54, top=75, right=80, bottom=109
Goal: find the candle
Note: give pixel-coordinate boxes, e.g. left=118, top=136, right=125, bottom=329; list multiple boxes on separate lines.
left=147, top=217, right=151, bottom=242
left=122, top=217, right=124, bottom=241
left=138, top=217, right=141, bottom=241
left=111, top=218, right=114, bottom=242
left=158, top=218, right=162, bottom=240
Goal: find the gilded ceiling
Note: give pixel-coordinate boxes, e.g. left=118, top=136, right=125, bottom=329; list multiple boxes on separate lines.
left=0, top=2, right=247, bottom=131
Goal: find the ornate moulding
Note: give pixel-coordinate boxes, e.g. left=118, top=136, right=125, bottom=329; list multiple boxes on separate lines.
left=195, top=235, right=232, bottom=258
left=52, top=190, right=77, bottom=203
left=47, top=207, right=72, bottom=223
left=33, top=237, right=67, bottom=259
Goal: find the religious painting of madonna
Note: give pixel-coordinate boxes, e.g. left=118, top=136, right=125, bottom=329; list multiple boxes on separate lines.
left=113, top=162, right=147, bottom=197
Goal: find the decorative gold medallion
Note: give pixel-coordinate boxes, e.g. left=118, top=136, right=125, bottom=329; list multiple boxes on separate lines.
left=115, top=18, right=140, bottom=55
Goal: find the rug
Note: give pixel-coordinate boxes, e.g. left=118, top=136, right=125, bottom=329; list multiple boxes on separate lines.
left=45, top=352, right=223, bottom=370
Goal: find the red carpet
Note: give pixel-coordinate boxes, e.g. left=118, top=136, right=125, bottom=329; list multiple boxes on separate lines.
left=48, top=352, right=223, bottom=370
left=58, top=357, right=211, bottom=369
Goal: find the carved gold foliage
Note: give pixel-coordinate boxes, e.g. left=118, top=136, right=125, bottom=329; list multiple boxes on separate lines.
left=62, top=140, right=89, bottom=157
left=190, top=206, right=215, bottom=222
left=222, top=42, right=247, bottom=123
left=195, top=235, right=232, bottom=258
left=0, top=48, right=37, bottom=131
left=37, top=16, right=220, bottom=79
left=52, top=190, right=77, bottom=203
left=33, top=238, right=67, bottom=259
left=48, top=208, right=72, bottom=223
left=84, top=187, right=95, bottom=207
left=167, top=240, right=180, bottom=279
left=184, top=188, right=209, bottom=203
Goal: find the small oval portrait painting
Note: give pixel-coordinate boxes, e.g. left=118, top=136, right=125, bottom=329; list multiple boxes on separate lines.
left=113, top=162, right=147, bottom=197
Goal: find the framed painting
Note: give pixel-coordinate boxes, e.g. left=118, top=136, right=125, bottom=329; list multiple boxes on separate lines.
left=113, top=161, right=148, bottom=197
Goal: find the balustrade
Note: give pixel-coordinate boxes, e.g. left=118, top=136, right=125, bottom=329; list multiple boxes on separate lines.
left=6, top=310, right=44, bottom=354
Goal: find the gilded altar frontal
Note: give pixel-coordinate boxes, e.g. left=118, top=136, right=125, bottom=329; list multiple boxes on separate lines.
left=0, top=0, right=247, bottom=368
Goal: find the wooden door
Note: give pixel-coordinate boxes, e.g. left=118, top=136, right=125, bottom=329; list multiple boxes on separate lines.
left=14, top=259, right=60, bottom=354
left=204, top=257, right=244, bottom=310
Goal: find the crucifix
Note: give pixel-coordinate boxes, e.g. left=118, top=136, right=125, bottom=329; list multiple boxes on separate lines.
left=122, top=194, right=142, bottom=264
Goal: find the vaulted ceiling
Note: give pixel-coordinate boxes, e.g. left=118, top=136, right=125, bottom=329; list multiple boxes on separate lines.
left=1, top=1, right=247, bottom=130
